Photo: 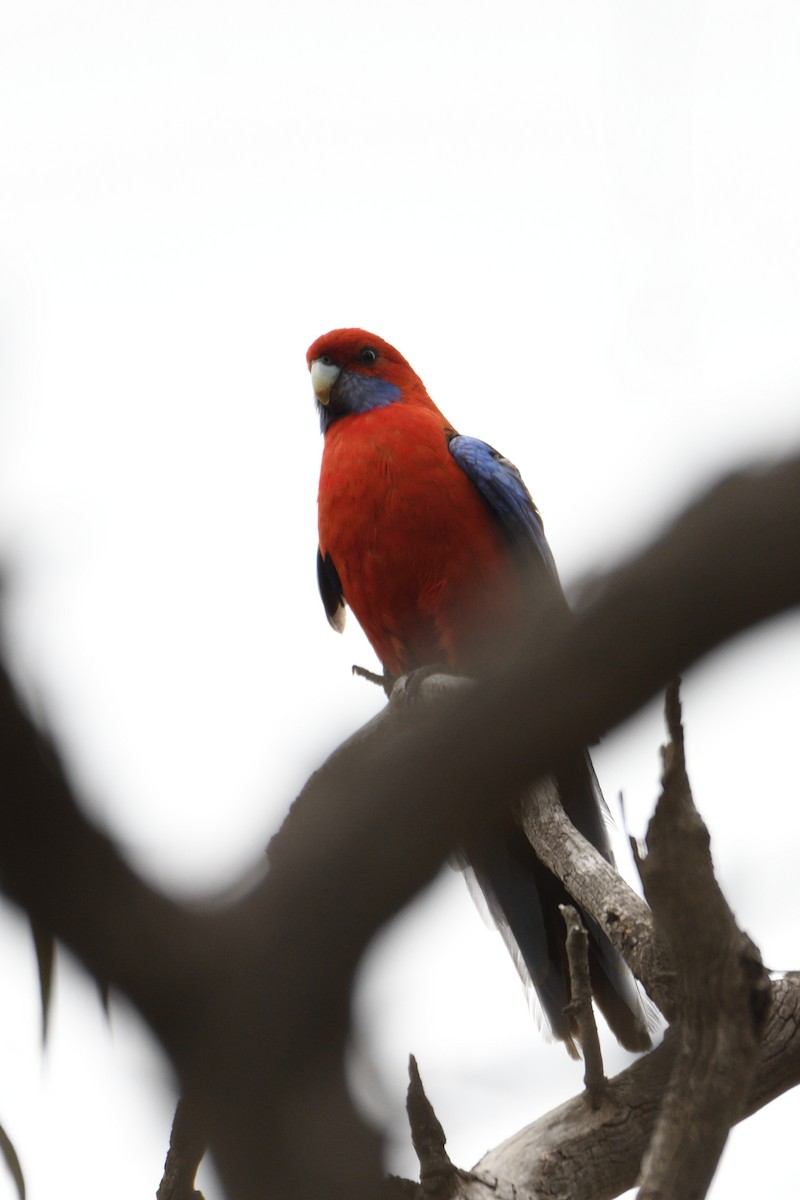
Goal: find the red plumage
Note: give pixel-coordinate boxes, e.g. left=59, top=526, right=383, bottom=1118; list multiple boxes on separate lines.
left=309, top=329, right=520, bottom=676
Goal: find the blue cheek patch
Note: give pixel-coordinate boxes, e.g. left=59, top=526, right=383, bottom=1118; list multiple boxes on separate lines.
left=318, top=372, right=402, bottom=430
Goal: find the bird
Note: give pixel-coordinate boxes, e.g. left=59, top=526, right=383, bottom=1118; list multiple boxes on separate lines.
left=307, top=326, right=651, bottom=1055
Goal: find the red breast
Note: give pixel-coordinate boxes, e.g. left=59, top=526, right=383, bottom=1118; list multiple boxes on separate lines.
left=318, top=403, right=520, bottom=676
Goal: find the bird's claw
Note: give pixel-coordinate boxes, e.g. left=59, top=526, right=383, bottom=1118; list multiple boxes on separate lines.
left=389, top=663, right=459, bottom=707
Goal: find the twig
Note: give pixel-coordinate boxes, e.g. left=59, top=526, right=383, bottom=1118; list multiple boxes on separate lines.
left=560, top=905, right=606, bottom=1104
left=406, top=1056, right=457, bottom=1196
left=156, top=1097, right=207, bottom=1200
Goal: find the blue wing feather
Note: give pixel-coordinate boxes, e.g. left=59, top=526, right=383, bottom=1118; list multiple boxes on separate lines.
left=448, top=435, right=559, bottom=583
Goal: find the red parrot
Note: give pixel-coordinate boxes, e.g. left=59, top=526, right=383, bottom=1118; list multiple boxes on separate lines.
left=307, top=327, right=651, bottom=1055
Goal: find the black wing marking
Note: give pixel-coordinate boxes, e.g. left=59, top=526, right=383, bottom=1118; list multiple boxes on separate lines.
left=317, top=549, right=346, bottom=633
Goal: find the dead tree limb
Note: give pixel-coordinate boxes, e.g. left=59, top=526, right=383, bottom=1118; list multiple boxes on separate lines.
left=451, top=684, right=782, bottom=1200
left=468, top=974, right=800, bottom=1200
left=157, top=1097, right=207, bottom=1200
left=636, top=684, right=770, bottom=1199
left=519, top=774, right=676, bottom=1018
left=560, top=904, right=607, bottom=1103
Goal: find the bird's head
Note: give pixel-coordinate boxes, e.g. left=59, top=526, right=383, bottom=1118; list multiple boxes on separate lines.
left=306, top=328, right=432, bottom=431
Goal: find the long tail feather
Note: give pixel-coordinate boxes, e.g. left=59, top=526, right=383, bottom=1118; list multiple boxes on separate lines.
left=465, top=757, right=652, bottom=1054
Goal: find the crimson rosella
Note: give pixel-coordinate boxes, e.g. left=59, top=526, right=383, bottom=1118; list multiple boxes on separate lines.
left=307, top=327, right=651, bottom=1055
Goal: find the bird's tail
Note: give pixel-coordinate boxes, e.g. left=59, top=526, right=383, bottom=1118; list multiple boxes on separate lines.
left=465, top=757, right=652, bottom=1056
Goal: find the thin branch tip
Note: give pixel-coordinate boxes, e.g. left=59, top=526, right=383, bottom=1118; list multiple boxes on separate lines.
left=660, top=679, right=687, bottom=782
left=406, top=1056, right=455, bottom=1187
left=560, top=905, right=607, bottom=1103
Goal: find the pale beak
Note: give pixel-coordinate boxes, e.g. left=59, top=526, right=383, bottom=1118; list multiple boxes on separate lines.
left=310, top=358, right=340, bottom=406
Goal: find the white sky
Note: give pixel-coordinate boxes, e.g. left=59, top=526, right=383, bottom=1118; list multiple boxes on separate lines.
left=1, top=1, right=799, bottom=1197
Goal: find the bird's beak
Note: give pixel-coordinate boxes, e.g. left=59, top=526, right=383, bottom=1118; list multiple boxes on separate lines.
left=310, top=358, right=340, bottom=406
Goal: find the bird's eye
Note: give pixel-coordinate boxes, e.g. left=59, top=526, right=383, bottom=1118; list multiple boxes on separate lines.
left=320, top=354, right=335, bottom=366
left=357, top=347, right=378, bottom=365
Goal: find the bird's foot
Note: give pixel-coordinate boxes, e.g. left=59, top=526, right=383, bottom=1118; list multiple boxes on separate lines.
left=352, top=662, right=468, bottom=705
left=390, top=663, right=461, bottom=707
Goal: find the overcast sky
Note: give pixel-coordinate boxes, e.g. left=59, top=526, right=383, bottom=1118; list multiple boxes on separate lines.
left=1, top=2, right=800, bottom=1197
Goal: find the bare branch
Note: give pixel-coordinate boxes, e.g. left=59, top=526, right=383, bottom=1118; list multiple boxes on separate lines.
left=157, top=1098, right=206, bottom=1200
left=406, top=1057, right=457, bottom=1197
left=519, top=775, right=676, bottom=1018
left=471, top=975, right=800, bottom=1200
left=560, top=905, right=607, bottom=1103
left=636, top=683, right=770, bottom=1200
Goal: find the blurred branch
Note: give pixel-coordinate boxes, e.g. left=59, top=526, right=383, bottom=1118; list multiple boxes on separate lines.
left=0, top=453, right=797, bottom=1198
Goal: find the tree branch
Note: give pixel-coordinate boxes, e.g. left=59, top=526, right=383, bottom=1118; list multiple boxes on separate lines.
left=518, top=773, right=676, bottom=1018
left=469, top=974, right=800, bottom=1200
left=636, top=683, right=770, bottom=1200
left=406, top=1056, right=457, bottom=1196
left=560, top=904, right=607, bottom=1103
left=157, top=1098, right=207, bottom=1200
left=451, top=684, right=785, bottom=1200
left=0, top=454, right=796, bottom=1198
